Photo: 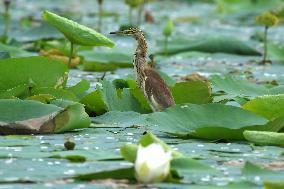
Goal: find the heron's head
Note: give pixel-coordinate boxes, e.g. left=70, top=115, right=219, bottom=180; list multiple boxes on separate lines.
left=110, top=28, right=143, bottom=36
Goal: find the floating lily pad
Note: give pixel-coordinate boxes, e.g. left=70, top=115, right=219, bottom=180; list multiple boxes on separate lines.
left=147, top=103, right=269, bottom=140
left=93, top=111, right=148, bottom=128
left=156, top=36, right=261, bottom=56
left=268, top=43, right=284, bottom=64
left=211, top=75, right=284, bottom=98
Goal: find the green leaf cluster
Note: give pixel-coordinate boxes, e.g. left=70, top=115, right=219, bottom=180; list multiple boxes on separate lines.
left=0, top=56, right=91, bottom=134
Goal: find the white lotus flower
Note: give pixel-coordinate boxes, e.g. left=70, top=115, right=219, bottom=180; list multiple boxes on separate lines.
left=135, top=143, right=172, bottom=183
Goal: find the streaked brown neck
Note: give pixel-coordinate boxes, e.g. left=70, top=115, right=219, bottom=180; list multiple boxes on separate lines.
left=133, top=32, right=147, bottom=87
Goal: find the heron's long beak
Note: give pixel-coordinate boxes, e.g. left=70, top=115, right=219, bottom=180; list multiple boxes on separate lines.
left=110, top=31, right=125, bottom=35
left=110, top=29, right=134, bottom=35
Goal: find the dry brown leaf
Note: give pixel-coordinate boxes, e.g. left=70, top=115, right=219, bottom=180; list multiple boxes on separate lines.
left=181, top=73, right=208, bottom=82
left=0, top=110, right=67, bottom=135
left=40, top=49, right=81, bottom=68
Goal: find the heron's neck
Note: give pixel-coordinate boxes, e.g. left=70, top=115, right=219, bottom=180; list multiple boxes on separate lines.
left=134, top=33, right=147, bottom=71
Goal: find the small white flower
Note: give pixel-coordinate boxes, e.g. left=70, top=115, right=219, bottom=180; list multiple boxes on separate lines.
left=135, top=143, right=172, bottom=183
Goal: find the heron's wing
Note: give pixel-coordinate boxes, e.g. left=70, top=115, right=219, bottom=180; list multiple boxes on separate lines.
left=144, top=68, right=175, bottom=111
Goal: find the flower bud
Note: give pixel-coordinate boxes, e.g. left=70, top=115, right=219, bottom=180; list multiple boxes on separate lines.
left=125, top=0, right=143, bottom=8
left=4, top=0, right=11, bottom=6
left=163, top=19, right=173, bottom=37
left=97, top=0, right=103, bottom=5
left=4, top=0, right=11, bottom=12
left=256, top=12, right=279, bottom=27
left=135, top=143, right=172, bottom=183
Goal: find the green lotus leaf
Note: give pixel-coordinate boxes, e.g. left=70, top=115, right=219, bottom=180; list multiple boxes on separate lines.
left=42, top=11, right=115, bottom=47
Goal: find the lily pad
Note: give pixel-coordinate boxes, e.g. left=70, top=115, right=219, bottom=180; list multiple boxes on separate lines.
left=93, top=111, right=148, bottom=127
left=242, top=161, right=277, bottom=176
left=268, top=43, right=284, bottom=64
left=171, top=157, right=217, bottom=174
left=156, top=36, right=261, bottom=56
left=67, top=79, right=90, bottom=99
left=31, top=87, right=78, bottom=101
left=0, top=84, right=29, bottom=99
left=0, top=56, right=68, bottom=91
left=74, top=167, right=135, bottom=181
left=242, top=94, right=284, bottom=120
left=171, top=81, right=212, bottom=104
left=81, top=80, right=150, bottom=115
left=147, top=103, right=269, bottom=140
left=211, top=75, right=284, bottom=98
left=0, top=43, right=35, bottom=58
